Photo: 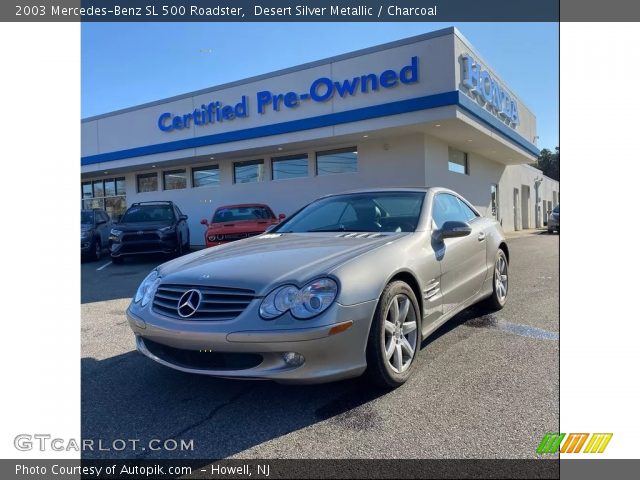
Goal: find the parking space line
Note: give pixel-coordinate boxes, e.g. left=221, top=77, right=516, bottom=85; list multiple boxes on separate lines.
left=96, top=261, right=112, bottom=271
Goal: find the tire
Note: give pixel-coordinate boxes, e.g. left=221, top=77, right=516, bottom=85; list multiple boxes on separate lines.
left=183, top=232, right=190, bottom=254
left=547, top=227, right=553, bottom=234
left=111, top=255, right=124, bottom=264
left=483, top=249, right=509, bottom=311
left=88, top=238, right=101, bottom=262
left=175, top=235, right=183, bottom=257
left=365, top=281, right=421, bottom=388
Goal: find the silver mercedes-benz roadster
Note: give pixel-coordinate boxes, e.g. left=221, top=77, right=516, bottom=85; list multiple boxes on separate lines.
left=127, top=188, right=509, bottom=387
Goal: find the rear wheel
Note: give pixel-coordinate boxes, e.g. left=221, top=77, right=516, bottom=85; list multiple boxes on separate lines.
left=366, top=281, right=421, bottom=388
left=88, top=238, right=101, bottom=262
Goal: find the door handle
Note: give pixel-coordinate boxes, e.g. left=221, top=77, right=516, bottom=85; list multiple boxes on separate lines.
left=477, top=232, right=486, bottom=242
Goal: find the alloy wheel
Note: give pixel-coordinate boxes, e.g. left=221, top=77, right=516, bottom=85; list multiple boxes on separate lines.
left=495, top=253, right=508, bottom=302
left=383, top=294, right=418, bottom=373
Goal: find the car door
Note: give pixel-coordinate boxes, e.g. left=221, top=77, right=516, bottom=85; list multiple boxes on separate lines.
left=100, top=211, right=112, bottom=245
left=431, top=193, right=488, bottom=313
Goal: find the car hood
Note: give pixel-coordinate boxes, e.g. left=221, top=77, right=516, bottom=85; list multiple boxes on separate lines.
left=115, top=221, right=172, bottom=232
left=157, top=232, right=406, bottom=294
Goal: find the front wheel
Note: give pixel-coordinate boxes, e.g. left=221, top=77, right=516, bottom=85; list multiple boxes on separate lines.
left=365, top=281, right=421, bottom=388
left=483, top=249, right=509, bottom=311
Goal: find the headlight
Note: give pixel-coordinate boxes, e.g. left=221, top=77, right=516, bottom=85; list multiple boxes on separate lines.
left=159, top=226, right=175, bottom=233
left=259, top=278, right=338, bottom=320
left=134, top=270, right=161, bottom=307
left=110, top=228, right=123, bottom=236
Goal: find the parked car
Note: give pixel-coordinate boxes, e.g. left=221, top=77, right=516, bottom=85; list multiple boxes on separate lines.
left=81, top=209, right=113, bottom=261
left=127, top=188, right=509, bottom=387
left=109, top=201, right=190, bottom=264
left=200, top=203, right=285, bottom=247
left=547, top=204, right=560, bottom=233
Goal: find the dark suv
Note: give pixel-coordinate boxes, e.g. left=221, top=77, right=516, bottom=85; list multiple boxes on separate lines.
left=81, top=209, right=113, bottom=261
left=109, top=201, right=190, bottom=264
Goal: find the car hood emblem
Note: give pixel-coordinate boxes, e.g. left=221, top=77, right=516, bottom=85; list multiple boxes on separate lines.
left=177, top=289, right=202, bottom=318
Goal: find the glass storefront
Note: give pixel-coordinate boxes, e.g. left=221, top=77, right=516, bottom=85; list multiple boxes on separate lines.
left=81, top=177, right=127, bottom=221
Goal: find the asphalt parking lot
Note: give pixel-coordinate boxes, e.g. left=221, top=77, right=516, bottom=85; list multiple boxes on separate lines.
left=81, top=233, right=559, bottom=459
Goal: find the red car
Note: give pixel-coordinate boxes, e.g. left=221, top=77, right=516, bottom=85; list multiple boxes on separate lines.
left=201, top=203, right=285, bottom=247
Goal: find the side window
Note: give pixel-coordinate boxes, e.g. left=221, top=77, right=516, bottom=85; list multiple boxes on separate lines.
left=456, top=198, right=478, bottom=222
left=99, top=211, right=109, bottom=223
left=432, top=194, right=471, bottom=228
left=338, top=204, right=357, bottom=224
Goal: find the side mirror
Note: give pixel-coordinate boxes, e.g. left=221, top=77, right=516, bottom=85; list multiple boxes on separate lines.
left=200, top=218, right=209, bottom=226
left=96, top=220, right=106, bottom=226
left=278, top=213, right=286, bottom=221
left=433, top=220, right=472, bottom=243
left=180, top=215, right=188, bottom=221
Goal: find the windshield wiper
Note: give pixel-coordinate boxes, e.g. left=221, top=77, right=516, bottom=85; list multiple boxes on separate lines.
left=308, top=226, right=346, bottom=232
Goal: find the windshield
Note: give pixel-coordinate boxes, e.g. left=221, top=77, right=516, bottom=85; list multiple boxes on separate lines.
left=553, top=205, right=560, bottom=214
left=121, top=205, right=175, bottom=223
left=81, top=211, right=94, bottom=225
left=274, top=192, right=425, bottom=233
left=213, top=206, right=274, bottom=223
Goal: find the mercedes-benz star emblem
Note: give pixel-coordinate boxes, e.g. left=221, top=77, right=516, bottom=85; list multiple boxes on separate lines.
left=177, top=289, right=202, bottom=318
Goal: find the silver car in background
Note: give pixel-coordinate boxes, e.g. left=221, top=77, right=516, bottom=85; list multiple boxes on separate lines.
left=547, top=204, right=560, bottom=233
left=127, top=188, right=509, bottom=387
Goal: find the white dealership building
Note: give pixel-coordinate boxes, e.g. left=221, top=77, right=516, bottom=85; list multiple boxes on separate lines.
left=81, top=27, right=559, bottom=245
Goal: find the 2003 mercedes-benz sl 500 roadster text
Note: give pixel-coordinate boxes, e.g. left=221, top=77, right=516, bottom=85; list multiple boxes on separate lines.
left=127, top=188, right=509, bottom=387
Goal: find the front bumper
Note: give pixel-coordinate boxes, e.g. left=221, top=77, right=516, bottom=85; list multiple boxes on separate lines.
left=127, top=299, right=377, bottom=384
left=81, top=240, right=92, bottom=254
left=111, top=235, right=178, bottom=257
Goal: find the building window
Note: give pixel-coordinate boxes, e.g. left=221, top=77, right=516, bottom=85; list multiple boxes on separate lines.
left=448, top=147, right=468, bottom=175
left=116, top=177, right=126, bottom=196
left=234, top=160, right=264, bottom=184
left=82, top=182, right=93, bottom=199
left=272, top=154, right=309, bottom=180
left=316, top=147, right=358, bottom=175
left=104, top=178, right=116, bottom=197
left=490, top=184, right=499, bottom=220
left=163, top=169, right=187, bottom=190
left=137, top=173, right=158, bottom=193
left=92, top=180, right=104, bottom=197
left=81, top=177, right=127, bottom=220
left=192, top=165, right=220, bottom=188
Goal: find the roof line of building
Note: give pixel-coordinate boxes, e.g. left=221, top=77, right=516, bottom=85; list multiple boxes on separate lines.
left=81, top=90, right=540, bottom=166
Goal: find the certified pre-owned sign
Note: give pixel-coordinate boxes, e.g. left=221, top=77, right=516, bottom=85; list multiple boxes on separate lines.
left=157, top=57, right=420, bottom=132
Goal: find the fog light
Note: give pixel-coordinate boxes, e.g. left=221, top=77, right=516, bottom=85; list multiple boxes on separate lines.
left=282, top=352, right=305, bottom=367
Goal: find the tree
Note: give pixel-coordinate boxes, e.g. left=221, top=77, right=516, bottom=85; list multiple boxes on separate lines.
left=535, top=146, right=560, bottom=181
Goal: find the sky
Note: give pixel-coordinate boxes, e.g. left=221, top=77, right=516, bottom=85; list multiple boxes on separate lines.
left=81, top=22, right=559, bottom=151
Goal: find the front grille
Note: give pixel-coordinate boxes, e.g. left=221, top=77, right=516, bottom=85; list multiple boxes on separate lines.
left=122, top=232, right=160, bottom=242
left=143, top=338, right=263, bottom=371
left=208, top=232, right=262, bottom=242
left=153, top=284, right=255, bottom=321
